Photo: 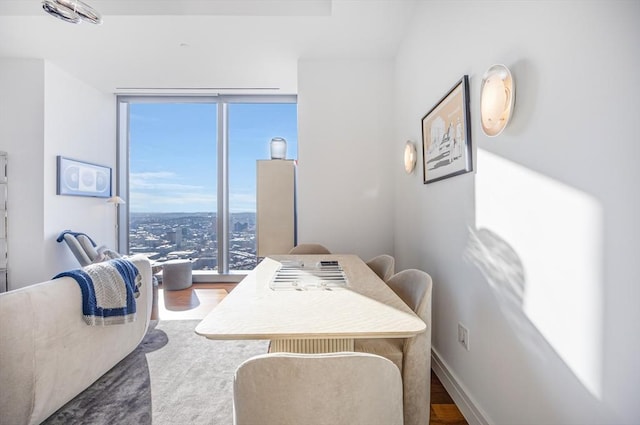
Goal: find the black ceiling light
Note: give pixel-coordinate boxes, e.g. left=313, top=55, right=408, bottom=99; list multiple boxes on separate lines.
left=42, top=0, right=102, bottom=24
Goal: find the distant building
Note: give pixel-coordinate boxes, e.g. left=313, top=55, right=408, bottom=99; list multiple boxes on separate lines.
left=166, top=227, right=183, bottom=248
left=234, top=221, right=248, bottom=232
left=193, top=257, right=217, bottom=270
left=129, top=212, right=257, bottom=271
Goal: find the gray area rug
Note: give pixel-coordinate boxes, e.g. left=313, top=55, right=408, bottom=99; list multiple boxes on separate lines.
left=43, top=320, right=269, bottom=425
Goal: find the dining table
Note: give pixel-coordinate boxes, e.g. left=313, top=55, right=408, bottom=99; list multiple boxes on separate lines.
left=195, top=254, right=426, bottom=353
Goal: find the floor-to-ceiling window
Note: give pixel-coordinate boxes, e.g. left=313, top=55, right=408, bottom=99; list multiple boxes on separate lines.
left=117, top=96, right=297, bottom=275
left=228, top=102, right=298, bottom=270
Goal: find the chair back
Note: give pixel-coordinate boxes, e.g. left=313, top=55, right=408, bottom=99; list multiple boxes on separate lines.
left=386, top=268, right=433, bottom=425
left=387, top=269, right=432, bottom=322
left=366, top=254, right=395, bottom=281
left=233, top=352, right=403, bottom=425
left=287, top=243, right=331, bottom=254
left=386, top=269, right=432, bottom=322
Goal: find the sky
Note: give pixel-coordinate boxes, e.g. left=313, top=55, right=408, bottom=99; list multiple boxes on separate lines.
left=129, top=102, right=298, bottom=213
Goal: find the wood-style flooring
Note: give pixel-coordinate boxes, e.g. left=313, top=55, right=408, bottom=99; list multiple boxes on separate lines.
left=152, top=282, right=468, bottom=425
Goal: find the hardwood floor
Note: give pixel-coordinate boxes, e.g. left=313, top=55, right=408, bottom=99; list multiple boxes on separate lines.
left=431, top=370, right=469, bottom=425
left=151, top=283, right=228, bottom=321
left=152, top=282, right=468, bottom=425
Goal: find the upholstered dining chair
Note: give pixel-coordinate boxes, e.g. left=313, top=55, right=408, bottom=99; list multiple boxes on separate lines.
left=366, top=254, right=395, bottom=281
left=287, top=243, right=331, bottom=254
left=354, top=269, right=433, bottom=425
left=233, top=352, right=403, bottom=425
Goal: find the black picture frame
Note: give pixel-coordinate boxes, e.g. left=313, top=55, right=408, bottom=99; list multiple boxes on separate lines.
left=421, top=75, right=473, bottom=184
left=56, top=156, right=112, bottom=198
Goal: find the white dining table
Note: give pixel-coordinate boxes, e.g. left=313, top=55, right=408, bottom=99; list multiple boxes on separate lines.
left=195, top=254, right=426, bottom=353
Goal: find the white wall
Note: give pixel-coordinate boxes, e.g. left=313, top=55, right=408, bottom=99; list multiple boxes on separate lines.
left=0, top=59, right=115, bottom=289
left=393, top=1, right=639, bottom=424
left=42, top=62, right=116, bottom=282
left=0, top=59, right=45, bottom=289
left=297, top=59, right=395, bottom=260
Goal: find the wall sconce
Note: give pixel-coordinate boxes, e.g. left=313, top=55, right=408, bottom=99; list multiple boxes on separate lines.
left=480, top=64, right=515, bottom=137
left=403, top=141, right=417, bottom=174
left=42, top=0, right=102, bottom=24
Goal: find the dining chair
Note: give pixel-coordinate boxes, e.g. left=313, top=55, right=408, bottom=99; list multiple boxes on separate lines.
left=354, top=269, right=433, bottom=425
left=287, top=243, right=331, bottom=254
left=366, top=254, right=395, bottom=281
left=233, top=352, right=403, bottom=425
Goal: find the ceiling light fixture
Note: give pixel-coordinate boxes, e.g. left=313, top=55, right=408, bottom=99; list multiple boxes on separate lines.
left=42, top=0, right=102, bottom=24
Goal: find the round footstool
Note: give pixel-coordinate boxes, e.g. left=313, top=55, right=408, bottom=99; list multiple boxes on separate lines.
left=162, top=259, right=193, bottom=291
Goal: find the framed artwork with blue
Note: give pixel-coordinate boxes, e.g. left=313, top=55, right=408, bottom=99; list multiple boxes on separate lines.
left=56, top=156, right=111, bottom=198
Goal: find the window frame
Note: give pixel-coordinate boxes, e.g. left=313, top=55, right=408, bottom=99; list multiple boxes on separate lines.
left=116, top=94, right=297, bottom=277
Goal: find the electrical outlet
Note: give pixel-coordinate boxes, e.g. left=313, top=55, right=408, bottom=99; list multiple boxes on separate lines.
left=458, top=323, right=470, bottom=351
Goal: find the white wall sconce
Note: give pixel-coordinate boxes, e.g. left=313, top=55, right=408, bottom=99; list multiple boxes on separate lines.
left=404, top=140, right=417, bottom=174
left=42, top=0, right=102, bottom=24
left=480, top=64, right=515, bottom=137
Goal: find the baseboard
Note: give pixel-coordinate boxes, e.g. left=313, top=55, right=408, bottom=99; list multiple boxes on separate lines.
left=431, top=349, right=490, bottom=425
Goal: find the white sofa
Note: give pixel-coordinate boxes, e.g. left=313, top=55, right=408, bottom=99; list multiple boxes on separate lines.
left=0, top=255, right=153, bottom=425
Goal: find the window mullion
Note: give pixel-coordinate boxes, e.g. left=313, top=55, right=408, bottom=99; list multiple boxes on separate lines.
left=217, top=102, right=229, bottom=274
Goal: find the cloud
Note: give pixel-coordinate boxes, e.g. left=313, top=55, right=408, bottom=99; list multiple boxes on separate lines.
left=131, top=171, right=175, bottom=179
left=128, top=170, right=219, bottom=211
left=129, top=172, right=260, bottom=212
left=229, top=192, right=257, bottom=212
left=130, top=190, right=217, bottom=212
left=130, top=171, right=207, bottom=192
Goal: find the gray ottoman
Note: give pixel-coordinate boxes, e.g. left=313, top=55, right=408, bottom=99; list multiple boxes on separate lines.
left=162, top=259, right=193, bottom=290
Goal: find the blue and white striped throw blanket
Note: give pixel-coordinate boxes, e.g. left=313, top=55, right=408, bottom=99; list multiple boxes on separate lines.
left=54, top=258, right=142, bottom=326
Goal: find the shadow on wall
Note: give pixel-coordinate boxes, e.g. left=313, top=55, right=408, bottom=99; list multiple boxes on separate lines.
left=465, top=227, right=545, bottom=361
left=466, top=227, right=525, bottom=306
left=468, top=149, right=604, bottom=403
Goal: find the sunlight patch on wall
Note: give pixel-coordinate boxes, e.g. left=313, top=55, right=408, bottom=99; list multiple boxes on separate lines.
left=474, top=149, right=603, bottom=399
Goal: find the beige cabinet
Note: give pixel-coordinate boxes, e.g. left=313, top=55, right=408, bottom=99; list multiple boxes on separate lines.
left=256, top=160, right=296, bottom=257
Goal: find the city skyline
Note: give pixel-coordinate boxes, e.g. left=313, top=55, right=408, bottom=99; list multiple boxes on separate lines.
left=129, top=211, right=259, bottom=270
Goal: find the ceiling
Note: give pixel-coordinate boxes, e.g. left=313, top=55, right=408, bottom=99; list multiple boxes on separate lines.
left=0, top=0, right=417, bottom=94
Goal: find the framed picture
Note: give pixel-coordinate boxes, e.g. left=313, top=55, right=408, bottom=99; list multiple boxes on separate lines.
left=421, top=75, right=473, bottom=184
left=56, top=156, right=112, bottom=198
